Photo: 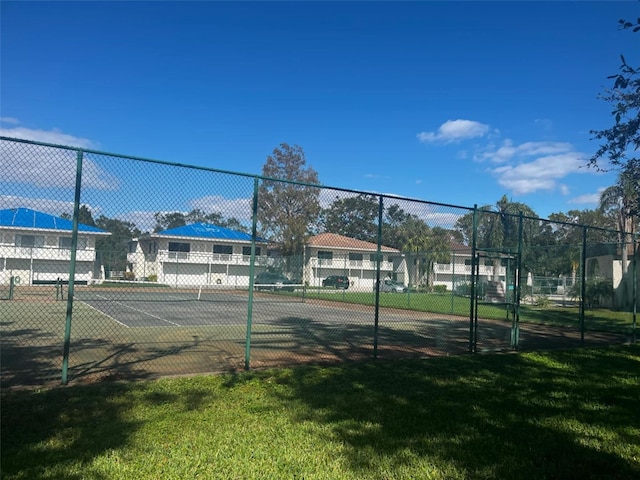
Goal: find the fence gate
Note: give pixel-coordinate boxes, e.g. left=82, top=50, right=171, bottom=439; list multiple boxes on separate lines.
left=470, top=247, right=522, bottom=352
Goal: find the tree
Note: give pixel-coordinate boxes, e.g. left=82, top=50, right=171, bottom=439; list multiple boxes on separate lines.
left=547, top=209, right=611, bottom=285
left=61, top=204, right=95, bottom=226
left=94, top=216, right=141, bottom=275
left=153, top=211, right=186, bottom=232
left=257, top=143, right=321, bottom=272
left=153, top=208, right=247, bottom=233
left=599, top=170, right=638, bottom=276
left=455, top=195, right=538, bottom=281
left=589, top=19, right=640, bottom=193
left=322, top=194, right=379, bottom=243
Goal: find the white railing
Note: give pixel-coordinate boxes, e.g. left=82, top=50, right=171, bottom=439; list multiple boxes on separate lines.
left=1, top=246, right=95, bottom=262
left=434, top=263, right=506, bottom=275
left=158, top=251, right=268, bottom=264
left=311, top=257, right=392, bottom=271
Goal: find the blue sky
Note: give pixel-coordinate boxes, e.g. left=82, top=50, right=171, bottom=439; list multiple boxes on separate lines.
left=1, top=1, right=638, bottom=229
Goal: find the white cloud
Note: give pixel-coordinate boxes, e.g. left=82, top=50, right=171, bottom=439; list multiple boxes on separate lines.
left=0, top=195, right=103, bottom=218
left=417, top=119, right=490, bottom=144
left=189, top=195, right=253, bottom=221
left=568, top=188, right=606, bottom=205
left=1, top=128, right=118, bottom=190
left=118, top=210, right=159, bottom=233
left=0, top=195, right=75, bottom=215
left=475, top=139, right=574, bottom=164
left=533, top=118, right=553, bottom=131
left=490, top=153, right=585, bottom=195
left=0, top=125, right=96, bottom=149
left=0, top=117, right=20, bottom=125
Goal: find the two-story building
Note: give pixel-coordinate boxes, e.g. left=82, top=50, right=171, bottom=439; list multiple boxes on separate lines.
left=432, top=244, right=506, bottom=288
left=0, top=207, right=109, bottom=285
left=127, top=223, right=271, bottom=287
left=304, top=233, right=407, bottom=291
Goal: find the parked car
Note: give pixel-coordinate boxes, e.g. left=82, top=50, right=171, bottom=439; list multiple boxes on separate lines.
left=377, top=279, right=408, bottom=293
left=322, top=275, right=350, bottom=289
left=254, top=272, right=295, bottom=291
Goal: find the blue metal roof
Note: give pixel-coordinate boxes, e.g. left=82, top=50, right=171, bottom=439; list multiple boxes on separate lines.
left=0, top=208, right=108, bottom=233
left=156, top=222, right=267, bottom=242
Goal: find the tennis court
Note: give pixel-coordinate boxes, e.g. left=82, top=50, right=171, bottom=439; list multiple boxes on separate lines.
left=2, top=283, right=632, bottom=388
left=70, top=284, right=459, bottom=330
left=71, top=285, right=308, bottom=328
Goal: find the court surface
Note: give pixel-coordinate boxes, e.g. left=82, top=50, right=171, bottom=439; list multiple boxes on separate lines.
left=73, top=289, right=434, bottom=329
left=71, top=288, right=631, bottom=353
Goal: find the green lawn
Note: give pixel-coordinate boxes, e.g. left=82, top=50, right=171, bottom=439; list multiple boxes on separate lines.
left=2, top=345, right=639, bottom=479
left=305, top=289, right=636, bottom=334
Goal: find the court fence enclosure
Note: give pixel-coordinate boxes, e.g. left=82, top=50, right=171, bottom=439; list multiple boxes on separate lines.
left=1, top=136, right=637, bottom=388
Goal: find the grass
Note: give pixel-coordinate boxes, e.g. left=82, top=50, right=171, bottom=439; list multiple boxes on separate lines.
left=305, top=289, right=636, bottom=333
left=2, top=345, right=639, bottom=479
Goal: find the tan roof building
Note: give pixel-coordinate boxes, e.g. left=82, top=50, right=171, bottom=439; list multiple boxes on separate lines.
left=304, top=233, right=406, bottom=290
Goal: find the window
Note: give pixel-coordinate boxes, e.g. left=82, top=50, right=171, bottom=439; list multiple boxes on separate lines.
left=128, top=241, right=138, bottom=253
left=369, top=253, right=384, bottom=263
left=348, top=253, right=363, bottom=261
left=59, top=237, right=87, bottom=249
left=17, top=235, right=44, bottom=248
left=213, top=245, right=233, bottom=255
left=317, top=251, right=333, bottom=260
left=242, top=246, right=261, bottom=256
left=168, top=242, right=190, bottom=252
left=149, top=242, right=158, bottom=254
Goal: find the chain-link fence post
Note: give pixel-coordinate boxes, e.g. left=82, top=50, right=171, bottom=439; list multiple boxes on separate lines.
left=373, top=195, right=384, bottom=360
left=633, top=235, right=637, bottom=344
left=244, top=177, right=259, bottom=370
left=580, top=226, right=587, bottom=345
left=469, top=205, right=478, bottom=353
left=61, top=150, right=83, bottom=385
left=511, top=212, right=523, bottom=349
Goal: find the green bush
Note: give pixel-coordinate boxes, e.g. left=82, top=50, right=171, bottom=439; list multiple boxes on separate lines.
left=569, top=279, right=613, bottom=308
left=124, top=272, right=135, bottom=281
left=147, top=274, right=157, bottom=282
left=534, top=295, right=551, bottom=307
left=432, top=285, right=447, bottom=294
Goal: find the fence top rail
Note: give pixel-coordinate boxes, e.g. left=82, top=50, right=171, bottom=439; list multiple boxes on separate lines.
left=1, top=135, right=635, bottom=238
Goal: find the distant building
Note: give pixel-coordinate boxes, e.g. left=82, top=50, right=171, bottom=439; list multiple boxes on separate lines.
left=127, top=223, right=270, bottom=286
left=432, top=243, right=508, bottom=292
left=0, top=207, right=109, bottom=285
left=304, top=233, right=406, bottom=290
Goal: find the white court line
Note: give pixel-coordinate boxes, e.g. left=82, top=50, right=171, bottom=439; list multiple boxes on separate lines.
left=76, top=293, right=182, bottom=327
left=75, top=298, right=130, bottom=328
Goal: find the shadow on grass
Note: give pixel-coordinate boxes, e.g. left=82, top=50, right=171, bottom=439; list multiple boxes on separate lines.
left=247, top=345, right=640, bottom=479
left=0, top=380, right=217, bottom=480
left=1, top=382, right=135, bottom=480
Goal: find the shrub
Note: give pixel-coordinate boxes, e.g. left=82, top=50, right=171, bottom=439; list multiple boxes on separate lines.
left=534, top=295, right=551, bottom=307
left=124, top=272, right=135, bottom=281
left=147, top=274, right=157, bottom=282
left=568, top=279, right=613, bottom=308
left=432, top=285, right=447, bottom=294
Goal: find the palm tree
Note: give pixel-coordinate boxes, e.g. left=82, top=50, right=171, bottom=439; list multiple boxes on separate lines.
left=476, top=195, right=537, bottom=281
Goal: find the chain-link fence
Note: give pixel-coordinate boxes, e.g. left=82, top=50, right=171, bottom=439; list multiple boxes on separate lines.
left=1, top=136, right=637, bottom=388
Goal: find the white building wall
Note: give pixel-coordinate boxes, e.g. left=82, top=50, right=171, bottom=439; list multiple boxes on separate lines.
left=129, top=237, right=269, bottom=287
left=0, top=227, right=104, bottom=285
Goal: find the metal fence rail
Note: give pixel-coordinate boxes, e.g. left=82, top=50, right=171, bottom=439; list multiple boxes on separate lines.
left=1, top=136, right=637, bottom=388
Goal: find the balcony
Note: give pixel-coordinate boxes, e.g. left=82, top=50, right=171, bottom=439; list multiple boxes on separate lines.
left=311, top=257, right=393, bottom=272
left=155, top=251, right=268, bottom=265
left=1, top=246, right=96, bottom=262
left=435, top=263, right=506, bottom=276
